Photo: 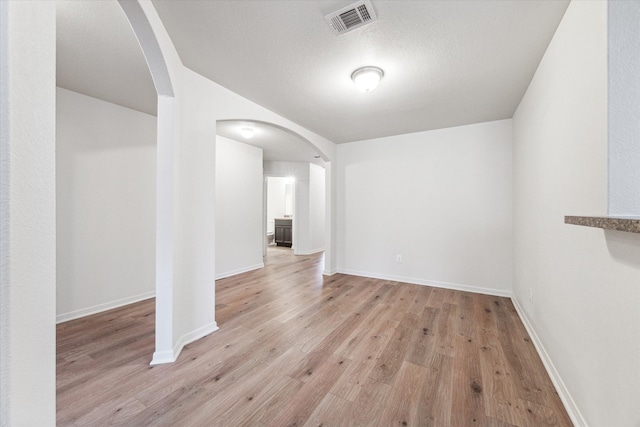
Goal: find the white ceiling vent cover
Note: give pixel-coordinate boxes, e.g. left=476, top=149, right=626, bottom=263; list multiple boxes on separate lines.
left=325, top=0, right=378, bottom=35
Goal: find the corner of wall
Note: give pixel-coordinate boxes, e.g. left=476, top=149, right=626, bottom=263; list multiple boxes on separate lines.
left=510, top=297, right=588, bottom=426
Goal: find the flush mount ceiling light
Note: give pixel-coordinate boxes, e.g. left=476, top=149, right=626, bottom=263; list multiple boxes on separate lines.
left=351, top=66, right=384, bottom=93
left=240, top=127, right=254, bottom=139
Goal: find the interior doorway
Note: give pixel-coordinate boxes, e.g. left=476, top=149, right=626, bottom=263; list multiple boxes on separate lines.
left=263, top=163, right=326, bottom=259
left=265, top=176, right=295, bottom=253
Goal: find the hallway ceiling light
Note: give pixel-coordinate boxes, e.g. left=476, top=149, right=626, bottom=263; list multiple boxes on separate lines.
left=351, top=66, right=384, bottom=93
left=241, top=127, right=255, bottom=139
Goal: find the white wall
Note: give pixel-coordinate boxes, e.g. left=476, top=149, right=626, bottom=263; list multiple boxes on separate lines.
left=264, top=160, right=310, bottom=180
left=337, top=120, right=513, bottom=295
left=294, top=172, right=310, bottom=253
left=267, top=177, right=287, bottom=233
left=513, top=2, right=640, bottom=426
left=56, top=88, right=156, bottom=322
left=308, top=163, right=326, bottom=253
left=0, top=2, right=56, bottom=424
left=216, top=135, right=264, bottom=279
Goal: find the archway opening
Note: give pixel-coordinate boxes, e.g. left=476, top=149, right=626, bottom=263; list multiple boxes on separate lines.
left=215, top=119, right=329, bottom=281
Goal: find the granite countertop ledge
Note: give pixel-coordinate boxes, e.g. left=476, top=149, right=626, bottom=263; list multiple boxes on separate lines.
left=564, top=215, right=640, bottom=234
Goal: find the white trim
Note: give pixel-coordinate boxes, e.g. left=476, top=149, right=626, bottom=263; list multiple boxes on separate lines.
left=215, top=263, right=264, bottom=280
left=149, top=349, right=176, bottom=365
left=150, top=321, right=219, bottom=366
left=56, top=291, right=155, bottom=324
left=511, top=297, right=588, bottom=427
left=336, top=268, right=512, bottom=298
left=323, top=269, right=338, bottom=276
left=294, top=248, right=325, bottom=256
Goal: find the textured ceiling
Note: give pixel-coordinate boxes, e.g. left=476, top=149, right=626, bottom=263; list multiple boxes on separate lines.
left=56, top=0, right=569, bottom=144
left=56, top=1, right=157, bottom=116
left=152, top=0, right=569, bottom=143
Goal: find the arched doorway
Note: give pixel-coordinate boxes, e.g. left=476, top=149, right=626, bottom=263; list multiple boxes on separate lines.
left=216, top=120, right=330, bottom=275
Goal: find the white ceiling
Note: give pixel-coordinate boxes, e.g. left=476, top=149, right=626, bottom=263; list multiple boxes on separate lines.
left=56, top=0, right=569, bottom=145
left=56, top=1, right=157, bottom=116
left=217, top=120, right=325, bottom=165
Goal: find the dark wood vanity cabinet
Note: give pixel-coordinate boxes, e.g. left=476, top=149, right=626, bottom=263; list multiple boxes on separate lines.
left=274, top=218, right=292, bottom=247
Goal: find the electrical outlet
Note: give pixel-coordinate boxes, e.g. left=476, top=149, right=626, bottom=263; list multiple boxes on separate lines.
left=529, top=288, right=533, bottom=303
left=396, top=254, right=402, bottom=263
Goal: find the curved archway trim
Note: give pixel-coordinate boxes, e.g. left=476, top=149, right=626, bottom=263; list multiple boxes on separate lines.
left=117, top=1, right=173, bottom=97
left=217, top=119, right=330, bottom=162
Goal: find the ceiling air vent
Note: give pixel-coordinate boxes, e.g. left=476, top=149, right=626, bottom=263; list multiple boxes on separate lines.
left=324, top=0, right=378, bottom=35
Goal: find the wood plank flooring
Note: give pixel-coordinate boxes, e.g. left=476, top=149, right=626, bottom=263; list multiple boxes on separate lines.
left=57, top=247, right=572, bottom=426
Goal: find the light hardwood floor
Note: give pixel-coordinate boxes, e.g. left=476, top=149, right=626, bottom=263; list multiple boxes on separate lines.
left=57, top=247, right=572, bottom=426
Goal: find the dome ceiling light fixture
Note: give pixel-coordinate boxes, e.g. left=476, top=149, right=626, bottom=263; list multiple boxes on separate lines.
left=351, top=66, right=384, bottom=93
left=240, top=127, right=255, bottom=139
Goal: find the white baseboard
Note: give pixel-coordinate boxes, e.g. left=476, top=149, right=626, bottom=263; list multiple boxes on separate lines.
left=56, top=291, right=155, bottom=324
left=294, top=247, right=324, bottom=256
left=215, top=262, right=264, bottom=280
left=150, top=321, right=219, bottom=366
left=323, top=269, right=338, bottom=276
left=336, top=268, right=512, bottom=298
left=150, top=349, right=176, bottom=365
left=511, top=297, right=587, bottom=427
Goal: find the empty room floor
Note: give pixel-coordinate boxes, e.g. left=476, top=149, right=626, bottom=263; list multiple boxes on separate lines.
left=57, top=247, right=571, bottom=426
